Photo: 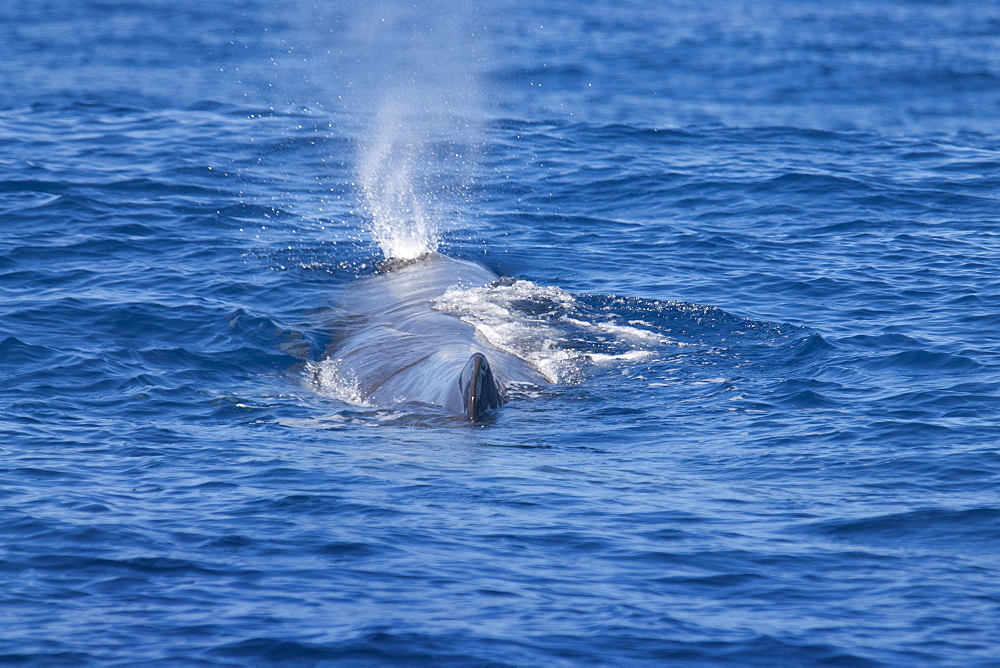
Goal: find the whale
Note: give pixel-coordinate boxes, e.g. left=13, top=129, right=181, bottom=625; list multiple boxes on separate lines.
left=316, top=253, right=548, bottom=419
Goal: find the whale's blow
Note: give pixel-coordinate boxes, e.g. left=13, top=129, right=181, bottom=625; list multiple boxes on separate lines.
left=342, top=1, right=486, bottom=261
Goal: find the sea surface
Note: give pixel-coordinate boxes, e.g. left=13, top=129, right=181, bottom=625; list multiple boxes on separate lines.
left=2, top=0, right=1000, bottom=665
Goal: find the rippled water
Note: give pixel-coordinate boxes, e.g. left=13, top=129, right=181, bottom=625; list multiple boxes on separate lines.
left=3, top=0, right=1000, bottom=664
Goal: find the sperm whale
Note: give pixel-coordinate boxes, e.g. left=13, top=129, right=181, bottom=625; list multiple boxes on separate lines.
left=317, top=253, right=549, bottom=419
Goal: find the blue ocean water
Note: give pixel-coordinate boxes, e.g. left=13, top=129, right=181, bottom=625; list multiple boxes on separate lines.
left=2, top=0, right=1000, bottom=664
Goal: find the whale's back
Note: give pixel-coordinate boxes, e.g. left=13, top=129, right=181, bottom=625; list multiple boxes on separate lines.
left=318, top=253, right=546, bottom=417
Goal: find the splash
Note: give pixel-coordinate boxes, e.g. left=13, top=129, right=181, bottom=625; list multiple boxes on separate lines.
left=432, top=279, right=684, bottom=386
left=346, top=1, right=486, bottom=260
left=308, top=358, right=373, bottom=408
left=433, top=279, right=578, bottom=384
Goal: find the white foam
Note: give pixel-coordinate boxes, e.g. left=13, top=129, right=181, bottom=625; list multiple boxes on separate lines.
left=433, top=279, right=579, bottom=383
left=308, top=359, right=373, bottom=407
left=585, top=350, right=655, bottom=364
left=432, top=277, right=683, bottom=384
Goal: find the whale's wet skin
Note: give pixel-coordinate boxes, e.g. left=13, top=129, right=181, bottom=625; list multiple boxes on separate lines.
left=313, top=253, right=551, bottom=419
